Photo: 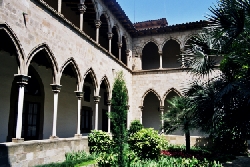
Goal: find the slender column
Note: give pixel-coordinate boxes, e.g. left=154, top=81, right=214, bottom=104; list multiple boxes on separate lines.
left=139, top=106, right=144, bottom=124
left=159, top=51, right=163, bottom=69
left=75, top=91, right=83, bottom=138
left=107, top=100, right=111, bottom=133
left=95, top=20, right=102, bottom=43
left=78, top=3, right=87, bottom=31
left=94, top=96, right=101, bottom=130
left=50, top=84, right=62, bottom=139
left=159, top=106, right=164, bottom=133
left=12, top=75, right=30, bottom=143
left=126, top=50, right=130, bottom=66
left=108, top=32, right=113, bottom=53
left=118, top=42, right=122, bottom=60
left=58, top=0, right=62, bottom=13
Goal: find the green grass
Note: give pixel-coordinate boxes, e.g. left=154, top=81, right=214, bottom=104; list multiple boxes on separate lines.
left=74, top=160, right=96, bottom=167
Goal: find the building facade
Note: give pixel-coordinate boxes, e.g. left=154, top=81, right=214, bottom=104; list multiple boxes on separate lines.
left=0, top=0, right=217, bottom=165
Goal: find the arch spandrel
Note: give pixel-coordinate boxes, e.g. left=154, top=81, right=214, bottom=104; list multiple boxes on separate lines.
left=141, top=88, right=162, bottom=106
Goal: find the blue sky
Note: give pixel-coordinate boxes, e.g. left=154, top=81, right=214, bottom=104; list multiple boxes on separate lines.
left=116, top=0, right=218, bottom=25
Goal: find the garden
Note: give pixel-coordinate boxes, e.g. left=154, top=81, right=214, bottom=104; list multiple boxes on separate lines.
left=37, top=0, right=250, bottom=166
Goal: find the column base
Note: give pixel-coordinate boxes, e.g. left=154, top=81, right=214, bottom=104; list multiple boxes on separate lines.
left=12, top=138, right=24, bottom=143
left=74, top=134, right=82, bottom=138
left=50, top=135, right=59, bottom=139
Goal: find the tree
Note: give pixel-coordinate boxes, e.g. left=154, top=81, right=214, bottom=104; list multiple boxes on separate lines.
left=163, top=96, right=197, bottom=152
left=110, top=71, right=128, bottom=167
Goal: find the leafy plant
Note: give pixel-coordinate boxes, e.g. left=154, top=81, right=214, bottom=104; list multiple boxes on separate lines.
left=128, top=128, right=168, bottom=160
left=128, top=120, right=143, bottom=136
left=88, top=130, right=113, bottom=154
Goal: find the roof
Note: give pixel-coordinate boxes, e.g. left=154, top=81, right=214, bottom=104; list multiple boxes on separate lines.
left=102, top=0, right=208, bottom=37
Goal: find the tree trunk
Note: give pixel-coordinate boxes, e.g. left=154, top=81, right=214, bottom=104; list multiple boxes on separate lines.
left=185, top=130, right=190, bottom=152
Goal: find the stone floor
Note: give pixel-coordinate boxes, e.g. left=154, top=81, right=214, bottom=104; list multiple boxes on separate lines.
left=223, top=156, right=250, bottom=167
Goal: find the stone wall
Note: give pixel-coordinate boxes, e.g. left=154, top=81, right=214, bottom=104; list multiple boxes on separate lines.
left=0, top=137, right=89, bottom=167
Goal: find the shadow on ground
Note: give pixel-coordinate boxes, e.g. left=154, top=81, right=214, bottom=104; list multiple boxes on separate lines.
left=223, top=156, right=250, bottom=167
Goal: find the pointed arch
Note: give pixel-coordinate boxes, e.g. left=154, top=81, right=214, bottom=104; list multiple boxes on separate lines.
left=83, top=67, right=98, bottom=95
left=99, top=75, right=111, bottom=99
left=183, top=33, right=198, bottom=46
left=99, top=11, right=112, bottom=33
left=0, top=23, right=25, bottom=73
left=163, top=88, right=182, bottom=106
left=60, top=57, right=82, bottom=85
left=142, top=39, right=159, bottom=52
left=141, top=89, right=162, bottom=106
left=162, top=37, right=181, bottom=47
left=112, top=24, right=121, bottom=42
left=27, top=43, right=59, bottom=82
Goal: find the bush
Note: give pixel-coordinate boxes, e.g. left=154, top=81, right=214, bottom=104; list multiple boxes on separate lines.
left=128, top=128, right=168, bottom=160
left=128, top=120, right=143, bottom=136
left=65, top=150, right=95, bottom=162
left=88, top=130, right=113, bottom=154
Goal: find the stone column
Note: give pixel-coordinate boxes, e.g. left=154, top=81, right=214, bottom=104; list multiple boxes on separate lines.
left=12, top=75, right=30, bottom=143
left=159, top=106, right=164, bottom=133
left=93, top=96, right=101, bottom=130
left=50, top=84, right=62, bottom=139
left=126, top=50, right=130, bottom=66
left=118, top=42, right=122, bottom=60
left=95, top=20, right=102, bottom=43
left=78, top=3, right=87, bottom=31
left=75, top=91, right=83, bottom=138
left=159, top=51, right=163, bottom=69
left=58, top=0, right=62, bottom=13
left=108, top=32, right=113, bottom=53
left=139, top=106, right=144, bottom=124
left=107, top=100, right=111, bottom=133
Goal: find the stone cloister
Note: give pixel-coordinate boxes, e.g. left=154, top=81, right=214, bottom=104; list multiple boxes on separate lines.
left=0, top=0, right=217, bottom=166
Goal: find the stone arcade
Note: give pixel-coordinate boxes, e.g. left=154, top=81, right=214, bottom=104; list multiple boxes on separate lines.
left=0, top=0, right=218, bottom=166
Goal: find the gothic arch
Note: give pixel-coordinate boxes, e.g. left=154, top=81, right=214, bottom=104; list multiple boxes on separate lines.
left=83, top=67, right=98, bottom=95
left=27, top=43, right=59, bottom=83
left=99, top=75, right=111, bottom=99
left=162, top=88, right=182, bottom=106
left=99, top=11, right=112, bottom=32
left=0, top=23, right=25, bottom=74
left=162, top=37, right=181, bottom=48
left=59, top=57, right=82, bottom=86
left=183, top=33, right=197, bottom=46
left=112, top=24, right=121, bottom=42
left=141, top=39, right=159, bottom=52
left=141, top=89, right=162, bottom=106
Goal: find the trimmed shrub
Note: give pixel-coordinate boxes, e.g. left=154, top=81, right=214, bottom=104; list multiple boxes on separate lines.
left=128, top=120, right=143, bottom=136
left=88, top=130, right=113, bottom=154
left=128, top=128, right=168, bottom=160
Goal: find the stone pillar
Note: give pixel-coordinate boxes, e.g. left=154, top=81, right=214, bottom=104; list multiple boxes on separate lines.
left=95, top=20, right=102, bottom=43
left=50, top=84, right=62, bottom=139
left=139, top=106, right=144, bottom=124
left=94, top=96, right=101, bottom=130
left=159, top=51, right=163, bottom=69
left=118, top=42, right=122, bottom=60
left=159, top=106, right=164, bottom=133
left=78, top=3, right=87, bottom=31
left=58, top=0, right=62, bottom=13
left=75, top=91, right=83, bottom=138
left=12, top=75, right=30, bottom=143
left=107, top=100, right=111, bottom=133
left=108, top=32, right=113, bottom=53
left=126, top=50, right=130, bottom=66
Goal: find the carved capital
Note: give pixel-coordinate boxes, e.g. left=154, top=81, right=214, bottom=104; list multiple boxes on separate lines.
left=75, top=91, right=83, bottom=99
left=14, top=74, right=30, bottom=86
left=117, top=42, right=122, bottom=49
left=50, top=84, right=62, bottom=93
left=158, top=51, right=162, bottom=55
left=95, top=20, right=102, bottom=28
left=78, top=3, right=87, bottom=14
left=107, top=32, right=113, bottom=39
left=139, top=106, right=144, bottom=111
left=125, top=50, right=130, bottom=56
left=107, top=100, right=111, bottom=106
left=93, top=96, right=101, bottom=103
